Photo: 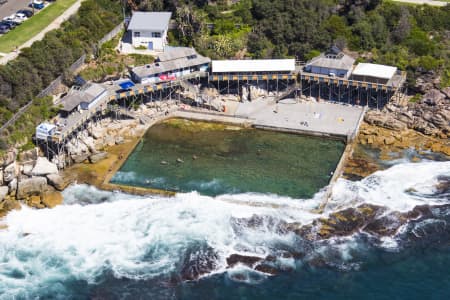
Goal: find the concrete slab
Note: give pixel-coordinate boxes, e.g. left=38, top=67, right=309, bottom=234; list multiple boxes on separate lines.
left=236, top=98, right=365, bottom=137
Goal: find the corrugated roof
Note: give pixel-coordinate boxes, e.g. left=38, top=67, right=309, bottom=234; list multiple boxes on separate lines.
left=36, top=123, right=56, bottom=131
left=82, top=83, right=106, bottom=102
left=157, top=47, right=197, bottom=62
left=127, top=11, right=172, bottom=31
left=306, top=52, right=355, bottom=70
left=132, top=48, right=211, bottom=78
left=60, top=94, right=86, bottom=112
left=352, top=63, right=397, bottom=79
left=211, top=59, right=295, bottom=73
left=59, top=83, right=106, bottom=111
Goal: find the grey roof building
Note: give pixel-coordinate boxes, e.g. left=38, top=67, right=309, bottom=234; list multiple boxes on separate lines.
left=59, top=83, right=107, bottom=113
left=131, top=47, right=211, bottom=83
left=304, top=47, right=355, bottom=78
left=127, top=12, right=172, bottom=32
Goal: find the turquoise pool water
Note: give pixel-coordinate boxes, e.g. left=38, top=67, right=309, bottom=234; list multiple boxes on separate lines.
left=111, top=119, right=345, bottom=198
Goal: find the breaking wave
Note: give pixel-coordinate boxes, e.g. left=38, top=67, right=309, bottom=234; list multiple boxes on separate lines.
left=0, top=161, right=449, bottom=298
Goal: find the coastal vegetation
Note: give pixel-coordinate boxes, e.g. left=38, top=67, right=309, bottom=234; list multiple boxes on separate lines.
left=0, top=0, right=122, bottom=147
left=162, top=0, right=450, bottom=87
left=0, top=0, right=78, bottom=53
left=79, top=34, right=155, bottom=82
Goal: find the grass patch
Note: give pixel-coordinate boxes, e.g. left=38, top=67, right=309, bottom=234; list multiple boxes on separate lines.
left=0, top=0, right=78, bottom=53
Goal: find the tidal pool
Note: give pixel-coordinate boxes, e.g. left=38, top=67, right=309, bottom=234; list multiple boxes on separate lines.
left=111, top=119, right=345, bottom=198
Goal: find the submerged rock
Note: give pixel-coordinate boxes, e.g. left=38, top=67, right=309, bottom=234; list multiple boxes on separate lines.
left=364, top=212, right=407, bottom=236
left=226, top=254, right=262, bottom=268
left=180, top=246, right=219, bottom=281
left=231, top=214, right=289, bottom=235
left=255, top=263, right=278, bottom=275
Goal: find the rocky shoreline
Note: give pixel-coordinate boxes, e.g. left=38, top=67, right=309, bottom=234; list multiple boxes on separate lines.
left=343, top=85, right=449, bottom=179
left=0, top=87, right=449, bottom=231
left=0, top=100, right=180, bottom=217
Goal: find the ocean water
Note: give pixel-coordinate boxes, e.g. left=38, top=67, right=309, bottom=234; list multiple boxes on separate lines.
left=0, top=161, right=449, bottom=299
left=110, top=119, right=345, bottom=198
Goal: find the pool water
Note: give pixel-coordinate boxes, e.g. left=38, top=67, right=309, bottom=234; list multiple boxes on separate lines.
left=111, top=119, right=345, bottom=198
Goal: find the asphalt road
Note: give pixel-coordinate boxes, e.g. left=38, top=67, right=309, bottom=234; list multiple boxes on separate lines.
left=0, top=0, right=33, bottom=20
left=0, top=0, right=84, bottom=63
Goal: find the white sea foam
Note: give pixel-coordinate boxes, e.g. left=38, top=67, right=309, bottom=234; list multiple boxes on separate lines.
left=330, top=161, right=450, bottom=212
left=0, top=161, right=448, bottom=297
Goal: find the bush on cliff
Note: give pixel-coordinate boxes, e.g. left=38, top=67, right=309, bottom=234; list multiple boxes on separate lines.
left=0, top=0, right=121, bottom=145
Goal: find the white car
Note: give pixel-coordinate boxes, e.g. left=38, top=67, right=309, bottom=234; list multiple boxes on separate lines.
left=14, top=13, right=28, bottom=23
left=3, top=14, right=15, bottom=22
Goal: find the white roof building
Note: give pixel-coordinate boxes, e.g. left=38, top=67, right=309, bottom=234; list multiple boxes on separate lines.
left=127, top=11, right=172, bottom=51
left=36, top=123, right=56, bottom=140
left=352, top=63, right=397, bottom=80
left=212, top=59, right=295, bottom=73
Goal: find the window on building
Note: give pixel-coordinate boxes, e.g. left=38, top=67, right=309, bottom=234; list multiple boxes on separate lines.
left=134, top=31, right=140, bottom=37
left=152, top=32, right=161, bottom=38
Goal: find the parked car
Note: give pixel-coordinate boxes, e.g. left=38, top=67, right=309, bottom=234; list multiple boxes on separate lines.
left=3, top=14, right=15, bottom=22
left=0, top=20, right=17, bottom=29
left=14, top=13, right=28, bottom=23
left=0, top=24, right=10, bottom=34
left=29, top=0, right=45, bottom=9
left=17, top=9, right=34, bottom=18
left=0, top=21, right=16, bottom=30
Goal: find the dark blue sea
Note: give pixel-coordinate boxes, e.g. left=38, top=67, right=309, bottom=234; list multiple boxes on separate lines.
left=0, top=147, right=449, bottom=299
left=0, top=122, right=450, bottom=300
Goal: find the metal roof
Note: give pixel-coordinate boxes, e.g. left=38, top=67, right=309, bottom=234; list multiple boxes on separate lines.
left=36, top=123, right=56, bottom=131
left=59, top=83, right=106, bottom=112
left=127, top=11, right=172, bottom=31
left=132, top=48, right=210, bottom=78
left=157, top=47, right=197, bottom=62
left=352, top=63, right=397, bottom=79
left=211, top=59, right=295, bottom=73
left=60, top=94, right=86, bottom=112
left=306, top=52, right=355, bottom=71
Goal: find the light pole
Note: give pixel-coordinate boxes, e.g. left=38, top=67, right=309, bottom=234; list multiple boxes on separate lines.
left=119, top=0, right=126, bottom=23
left=30, top=1, right=35, bottom=16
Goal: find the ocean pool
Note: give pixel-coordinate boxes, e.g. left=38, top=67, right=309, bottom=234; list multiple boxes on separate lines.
left=111, top=119, right=345, bottom=198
